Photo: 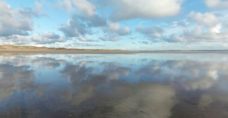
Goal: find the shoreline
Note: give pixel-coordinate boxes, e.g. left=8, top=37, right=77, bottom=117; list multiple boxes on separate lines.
left=1, top=50, right=228, bottom=54
left=0, top=45, right=228, bottom=54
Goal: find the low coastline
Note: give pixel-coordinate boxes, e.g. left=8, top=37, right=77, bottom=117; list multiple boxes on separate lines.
left=0, top=45, right=228, bottom=54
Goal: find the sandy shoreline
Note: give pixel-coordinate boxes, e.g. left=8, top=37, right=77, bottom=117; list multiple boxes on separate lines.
left=0, top=45, right=228, bottom=54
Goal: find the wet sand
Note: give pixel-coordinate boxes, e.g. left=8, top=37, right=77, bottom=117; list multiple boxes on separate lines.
left=0, top=54, right=228, bottom=118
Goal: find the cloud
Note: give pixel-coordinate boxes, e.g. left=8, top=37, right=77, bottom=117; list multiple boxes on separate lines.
left=60, top=17, right=88, bottom=38
left=32, top=32, right=63, bottom=44
left=136, top=21, right=188, bottom=42
left=0, top=1, right=33, bottom=37
left=33, top=1, right=45, bottom=16
left=106, top=0, right=182, bottom=20
left=1, top=0, right=228, bottom=49
left=189, top=12, right=222, bottom=34
left=61, top=0, right=96, bottom=16
left=174, top=31, right=228, bottom=42
left=108, top=22, right=131, bottom=36
left=137, top=26, right=165, bottom=40
left=0, top=32, right=64, bottom=45
left=136, top=11, right=228, bottom=43
left=205, top=0, right=228, bottom=8
left=59, top=0, right=182, bottom=41
left=60, top=15, right=106, bottom=38
left=169, top=12, right=228, bottom=42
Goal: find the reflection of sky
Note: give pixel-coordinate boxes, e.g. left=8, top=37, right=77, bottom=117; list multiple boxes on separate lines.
left=0, top=54, right=228, bottom=117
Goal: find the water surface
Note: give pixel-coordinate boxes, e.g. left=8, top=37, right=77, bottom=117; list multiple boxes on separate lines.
left=0, top=53, right=228, bottom=118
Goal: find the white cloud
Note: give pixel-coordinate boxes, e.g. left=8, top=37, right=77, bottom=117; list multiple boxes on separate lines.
left=0, top=1, right=33, bottom=36
left=136, top=11, right=228, bottom=44
left=205, top=0, right=228, bottom=8
left=62, top=0, right=96, bottom=16
left=190, top=12, right=219, bottom=27
left=107, top=0, right=182, bottom=20
left=108, top=22, right=130, bottom=35
left=189, top=12, right=222, bottom=34
left=190, top=12, right=221, bottom=33
left=0, top=33, right=64, bottom=45
left=174, top=12, right=228, bottom=43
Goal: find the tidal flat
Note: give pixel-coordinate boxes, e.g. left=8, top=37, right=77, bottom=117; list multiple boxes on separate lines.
left=0, top=53, right=228, bottom=118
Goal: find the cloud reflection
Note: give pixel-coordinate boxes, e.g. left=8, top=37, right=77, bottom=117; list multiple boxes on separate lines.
left=0, top=54, right=228, bottom=118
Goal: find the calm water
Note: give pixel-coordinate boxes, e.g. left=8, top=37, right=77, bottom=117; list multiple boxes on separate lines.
left=0, top=53, right=228, bottom=118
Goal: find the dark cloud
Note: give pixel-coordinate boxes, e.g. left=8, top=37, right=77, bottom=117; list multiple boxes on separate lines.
left=59, top=17, right=88, bottom=37
left=60, top=15, right=107, bottom=37
left=35, top=33, right=63, bottom=44
left=137, top=26, right=164, bottom=41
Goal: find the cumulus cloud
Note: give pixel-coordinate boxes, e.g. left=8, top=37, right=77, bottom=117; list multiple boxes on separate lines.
left=0, top=1, right=33, bottom=37
left=31, top=32, right=63, bottom=44
left=170, top=12, right=228, bottom=42
left=189, top=12, right=222, bottom=34
left=205, top=0, right=228, bottom=8
left=61, top=0, right=96, bottom=16
left=60, top=15, right=106, bottom=37
left=107, top=0, right=182, bottom=20
left=173, top=31, right=228, bottom=43
left=60, top=12, right=131, bottom=39
left=1, top=0, right=228, bottom=49
left=108, top=22, right=130, bottom=35
left=59, top=0, right=182, bottom=40
left=60, top=17, right=88, bottom=38
left=136, top=21, right=189, bottom=42
left=0, top=32, right=64, bottom=44
left=137, top=26, right=165, bottom=40
left=60, top=0, right=110, bottom=39
left=137, top=11, right=228, bottom=43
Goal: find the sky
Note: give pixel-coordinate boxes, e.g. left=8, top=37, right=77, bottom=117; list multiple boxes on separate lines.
left=0, top=0, right=228, bottom=50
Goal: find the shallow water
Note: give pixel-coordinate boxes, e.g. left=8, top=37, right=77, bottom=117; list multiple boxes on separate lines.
left=0, top=53, right=228, bottom=118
